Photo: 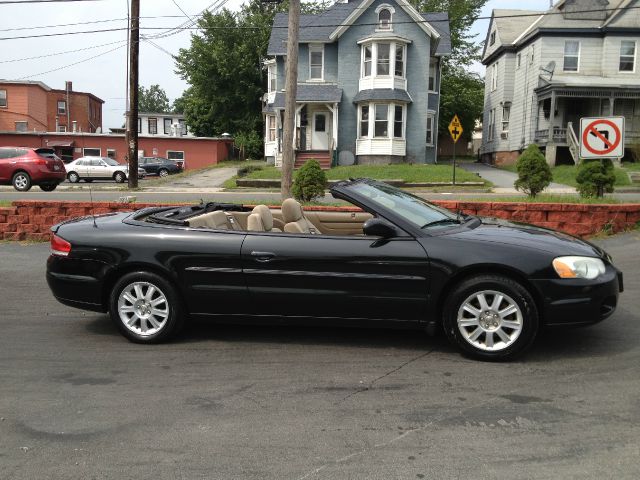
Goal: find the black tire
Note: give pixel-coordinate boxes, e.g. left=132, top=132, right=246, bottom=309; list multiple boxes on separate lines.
left=39, top=183, right=58, bottom=192
left=67, top=171, right=80, bottom=183
left=109, top=271, right=184, bottom=344
left=442, top=275, right=539, bottom=361
left=12, top=171, right=32, bottom=192
left=114, top=171, right=126, bottom=183
left=158, top=168, right=169, bottom=177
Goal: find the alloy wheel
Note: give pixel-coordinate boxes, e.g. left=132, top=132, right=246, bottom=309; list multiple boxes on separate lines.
left=13, top=173, right=29, bottom=190
left=117, top=282, right=169, bottom=337
left=456, top=290, right=523, bottom=352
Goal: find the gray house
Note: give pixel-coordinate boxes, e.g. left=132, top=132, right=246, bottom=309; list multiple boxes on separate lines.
left=480, top=0, right=640, bottom=166
left=263, top=0, right=451, bottom=167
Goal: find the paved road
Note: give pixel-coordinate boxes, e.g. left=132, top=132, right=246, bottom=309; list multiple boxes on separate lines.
left=458, top=162, right=575, bottom=192
left=1, top=233, right=639, bottom=479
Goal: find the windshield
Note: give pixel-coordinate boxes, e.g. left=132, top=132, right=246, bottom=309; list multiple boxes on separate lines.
left=349, top=182, right=458, bottom=229
left=104, top=158, right=120, bottom=166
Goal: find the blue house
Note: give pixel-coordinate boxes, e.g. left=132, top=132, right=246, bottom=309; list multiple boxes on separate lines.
left=263, top=0, right=451, bottom=167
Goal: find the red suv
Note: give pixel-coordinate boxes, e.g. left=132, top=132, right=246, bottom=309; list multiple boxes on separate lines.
left=0, top=147, right=67, bottom=191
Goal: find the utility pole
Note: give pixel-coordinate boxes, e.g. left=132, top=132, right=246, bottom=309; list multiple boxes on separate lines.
left=126, top=0, right=140, bottom=189
left=280, top=0, right=300, bottom=199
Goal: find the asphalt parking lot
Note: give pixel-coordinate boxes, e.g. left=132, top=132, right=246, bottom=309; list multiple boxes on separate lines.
left=1, top=234, right=639, bottom=479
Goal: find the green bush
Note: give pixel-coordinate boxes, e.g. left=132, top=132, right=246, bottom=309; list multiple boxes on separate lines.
left=514, top=144, right=553, bottom=198
left=237, top=164, right=263, bottom=177
left=234, top=130, right=263, bottom=160
left=292, top=160, right=328, bottom=202
left=576, top=159, right=616, bottom=198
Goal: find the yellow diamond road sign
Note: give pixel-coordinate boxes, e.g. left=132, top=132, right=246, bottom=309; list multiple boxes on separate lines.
left=448, top=115, right=463, bottom=143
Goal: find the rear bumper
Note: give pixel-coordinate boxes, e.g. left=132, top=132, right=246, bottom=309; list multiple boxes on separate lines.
left=532, top=266, right=622, bottom=327
left=29, top=165, right=66, bottom=184
left=46, top=256, right=107, bottom=312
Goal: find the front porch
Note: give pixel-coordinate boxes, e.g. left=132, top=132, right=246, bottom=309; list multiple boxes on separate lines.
left=534, top=83, right=640, bottom=164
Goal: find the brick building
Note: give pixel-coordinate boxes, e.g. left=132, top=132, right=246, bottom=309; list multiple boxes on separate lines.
left=0, top=80, right=103, bottom=133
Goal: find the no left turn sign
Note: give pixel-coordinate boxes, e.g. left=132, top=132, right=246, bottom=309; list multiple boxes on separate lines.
left=579, top=116, right=625, bottom=159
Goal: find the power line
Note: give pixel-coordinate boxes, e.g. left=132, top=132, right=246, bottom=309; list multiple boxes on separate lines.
left=0, top=15, right=193, bottom=32
left=0, top=0, right=103, bottom=4
left=0, top=39, right=127, bottom=63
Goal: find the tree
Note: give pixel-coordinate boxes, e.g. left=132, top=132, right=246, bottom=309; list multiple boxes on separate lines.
left=438, top=66, right=484, bottom=140
left=514, top=144, right=553, bottom=198
left=576, top=159, right=616, bottom=198
left=138, top=84, right=170, bottom=113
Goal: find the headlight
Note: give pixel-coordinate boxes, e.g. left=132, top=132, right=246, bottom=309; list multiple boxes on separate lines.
left=552, top=256, right=606, bottom=280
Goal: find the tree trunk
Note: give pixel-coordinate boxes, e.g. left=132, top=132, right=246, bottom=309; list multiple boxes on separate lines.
left=280, top=0, right=300, bottom=200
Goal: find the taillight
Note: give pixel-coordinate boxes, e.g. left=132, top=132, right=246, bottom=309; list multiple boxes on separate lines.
left=51, top=234, right=72, bottom=257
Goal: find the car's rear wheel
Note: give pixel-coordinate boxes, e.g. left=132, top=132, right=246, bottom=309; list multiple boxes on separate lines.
left=113, top=171, right=126, bottom=183
left=12, top=172, right=32, bottom=192
left=158, top=168, right=169, bottom=177
left=109, top=271, right=184, bottom=344
left=443, top=275, right=539, bottom=361
left=39, top=183, right=58, bottom=191
left=67, top=171, right=80, bottom=183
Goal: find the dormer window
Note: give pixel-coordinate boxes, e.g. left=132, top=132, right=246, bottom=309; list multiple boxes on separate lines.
left=375, top=4, right=395, bottom=31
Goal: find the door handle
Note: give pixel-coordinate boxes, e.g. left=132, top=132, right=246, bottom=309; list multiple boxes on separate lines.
left=251, top=251, right=276, bottom=262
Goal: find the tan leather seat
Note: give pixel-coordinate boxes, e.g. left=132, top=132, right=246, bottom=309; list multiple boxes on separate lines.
left=282, top=198, right=320, bottom=234
left=188, top=210, right=230, bottom=230
left=247, top=205, right=281, bottom=232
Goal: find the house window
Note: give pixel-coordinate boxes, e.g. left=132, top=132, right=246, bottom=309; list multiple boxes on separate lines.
left=620, top=40, right=636, bottom=72
left=489, top=31, right=496, bottom=46
left=378, top=8, right=392, bottom=30
left=377, top=43, right=390, bottom=76
left=309, top=45, right=324, bottom=80
left=167, top=151, right=184, bottom=162
left=394, top=44, right=404, bottom=77
left=266, top=115, right=276, bottom=142
left=148, top=118, right=158, bottom=134
left=530, top=45, right=535, bottom=64
left=488, top=109, right=495, bottom=141
left=374, top=104, right=388, bottom=137
left=138, top=118, right=142, bottom=133
left=363, top=44, right=372, bottom=77
left=491, top=62, right=498, bottom=91
left=359, top=105, right=369, bottom=138
left=0, top=89, right=6, bottom=107
left=57, top=125, right=67, bottom=132
left=57, top=100, right=66, bottom=115
left=517, top=53, right=521, bottom=68
left=426, top=113, right=434, bottom=146
left=502, top=104, right=511, bottom=132
left=267, top=63, right=277, bottom=91
left=428, top=59, right=437, bottom=91
left=15, top=121, right=27, bottom=132
left=179, top=119, right=187, bottom=135
left=83, top=148, right=101, bottom=156
left=164, top=118, right=172, bottom=134
left=393, top=105, right=403, bottom=138
left=107, top=149, right=116, bottom=159
left=563, top=41, right=580, bottom=72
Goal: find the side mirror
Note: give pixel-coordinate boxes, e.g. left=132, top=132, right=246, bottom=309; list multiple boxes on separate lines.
left=363, top=218, right=397, bottom=238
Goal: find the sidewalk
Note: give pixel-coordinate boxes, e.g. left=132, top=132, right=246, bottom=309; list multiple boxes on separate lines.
left=458, top=162, right=576, bottom=194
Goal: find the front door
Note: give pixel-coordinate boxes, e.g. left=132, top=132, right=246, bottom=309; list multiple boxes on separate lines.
left=312, top=112, right=329, bottom=150
left=241, top=233, right=429, bottom=322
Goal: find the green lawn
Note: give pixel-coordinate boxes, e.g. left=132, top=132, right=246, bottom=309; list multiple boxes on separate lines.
left=237, top=164, right=488, bottom=184
left=500, top=164, right=632, bottom=187
left=467, top=194, right=631, bottom=204
left=0, top=200, right=12, bottom=207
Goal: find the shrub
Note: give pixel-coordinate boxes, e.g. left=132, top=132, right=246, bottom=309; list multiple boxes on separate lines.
left=237, top=164, right=263, bottom=177
left=234, top=130, right=263, bottom=160
left=576, top=159, right=616, bottom=198
left=292, top=160, right=328, bottom=202
left=514, top=144, right=553, bottom=198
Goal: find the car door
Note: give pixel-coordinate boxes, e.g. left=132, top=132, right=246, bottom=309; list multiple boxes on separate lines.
left=0, top=148, right=16, bottom=182
left=241, top=230, right=429, bottom=322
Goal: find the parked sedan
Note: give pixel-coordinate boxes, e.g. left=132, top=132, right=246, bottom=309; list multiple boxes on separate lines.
left=139, top=157, right=182, bottom=177
left=46, top=179, right=622, bottom=360
left=0, top=147, right=66, bottom=191
left=65, top=156, right=146, bottom=183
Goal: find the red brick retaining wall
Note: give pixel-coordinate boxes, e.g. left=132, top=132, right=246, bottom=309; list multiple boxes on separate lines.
left=1, top=200, right=639, bottom=241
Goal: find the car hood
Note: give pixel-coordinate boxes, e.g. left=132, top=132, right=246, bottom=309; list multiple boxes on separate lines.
left=445, top=217, right=605, bottom=258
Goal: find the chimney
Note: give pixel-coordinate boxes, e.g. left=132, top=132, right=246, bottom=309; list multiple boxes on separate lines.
left=65, top=81, right=73, bottom=92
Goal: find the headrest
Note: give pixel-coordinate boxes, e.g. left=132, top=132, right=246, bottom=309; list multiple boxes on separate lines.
left=282, top=198, right=304, bottom=223
left=209, top=210, right=229, bottom=229
left=247, top=213, right=264, bottom=232
left=252, top=204, right=274, bottom=231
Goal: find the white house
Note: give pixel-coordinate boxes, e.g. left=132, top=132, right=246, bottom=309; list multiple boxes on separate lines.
left=136, top=113, right=192, bottom=137
left=480, top=0, right=640, bottom=165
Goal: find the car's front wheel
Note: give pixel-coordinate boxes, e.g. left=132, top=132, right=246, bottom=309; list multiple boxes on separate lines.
left=443, top=275, right=539, bottom=361
left=113, top=171, right=126, bottom=183
left=12, top=172, right=32, bottom=191
left=39, top=183, right=58, bottom=192
left=109, top=271, right=184, bottom=343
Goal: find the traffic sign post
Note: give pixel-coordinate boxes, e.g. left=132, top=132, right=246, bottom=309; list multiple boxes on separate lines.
left=579, top=116, right=625, bottom=160
left=448, top=115, right=463, bottom=186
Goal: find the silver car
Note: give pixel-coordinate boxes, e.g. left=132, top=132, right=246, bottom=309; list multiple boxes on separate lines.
left=65, top=156, right=146, bottom=184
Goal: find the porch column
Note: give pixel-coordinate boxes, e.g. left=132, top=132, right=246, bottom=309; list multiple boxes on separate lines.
left=294, top=103, right=304, bottom=149
left=333, top=103, right=338, bottom=150
left=609, top=96, right=615, bottom=115
left=549, top=91, right=556, bottom=134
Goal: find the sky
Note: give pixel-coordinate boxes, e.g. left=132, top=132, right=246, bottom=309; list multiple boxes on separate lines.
left=1, top=0, right=549, bottom=131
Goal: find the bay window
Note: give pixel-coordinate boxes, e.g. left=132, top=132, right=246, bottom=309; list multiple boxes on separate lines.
left=359, top=105, right=369, bottom=138
left=358, top=103, right=406, bottom=140
left=394, top=105, right=403, bottom=138
left=394, top=45, right=404, bottom=77
left=363, top=45, right=372, bottom=76
left=374, top=104, right=388, bottom=137
left=377, top=44, right=390, bottom=76
left=360, top=41, right=407, bottom=79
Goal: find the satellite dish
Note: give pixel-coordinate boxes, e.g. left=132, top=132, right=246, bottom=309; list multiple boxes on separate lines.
left=540, top=61, right=556, bottom=80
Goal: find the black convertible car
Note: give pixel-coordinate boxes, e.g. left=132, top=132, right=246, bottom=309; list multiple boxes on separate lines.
left=46, top=179, right=622, bottom=360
